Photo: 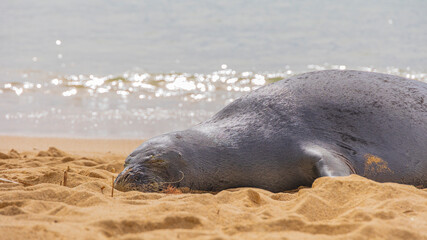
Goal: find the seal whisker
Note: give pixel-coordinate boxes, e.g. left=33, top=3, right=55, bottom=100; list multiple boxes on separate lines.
left=159, top=171, right=185, bottom=186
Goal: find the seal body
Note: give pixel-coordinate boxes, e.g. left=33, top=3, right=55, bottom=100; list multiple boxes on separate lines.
left=115, top=70, right=427, bottom=192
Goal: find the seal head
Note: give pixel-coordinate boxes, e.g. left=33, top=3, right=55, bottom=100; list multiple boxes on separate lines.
left=114, top=134, right=186, bottom=192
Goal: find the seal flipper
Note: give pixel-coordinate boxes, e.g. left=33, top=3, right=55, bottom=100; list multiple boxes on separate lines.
left=302, top=145, right=353, bottom=177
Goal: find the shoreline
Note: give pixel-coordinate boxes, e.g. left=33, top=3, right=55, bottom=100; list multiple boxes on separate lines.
left=0, top=135, right=142, bottom=156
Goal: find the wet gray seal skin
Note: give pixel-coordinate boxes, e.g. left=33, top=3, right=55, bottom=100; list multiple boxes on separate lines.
left=114, top=70, right=427, bottom=192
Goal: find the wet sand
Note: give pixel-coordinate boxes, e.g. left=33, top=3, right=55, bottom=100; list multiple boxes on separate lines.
left=1, top=136, right=426, bottom=239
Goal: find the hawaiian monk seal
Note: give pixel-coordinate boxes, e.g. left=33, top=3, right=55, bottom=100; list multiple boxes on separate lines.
left=114, top=70, right=427, bottom=192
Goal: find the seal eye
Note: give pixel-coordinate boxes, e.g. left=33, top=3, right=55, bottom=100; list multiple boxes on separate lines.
left=124, top=157, right=132, bottom=167
left=145, top=158, right=167, bottom=166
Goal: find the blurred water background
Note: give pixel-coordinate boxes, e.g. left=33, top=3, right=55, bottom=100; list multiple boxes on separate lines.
left=0, top=0, right=426, bottom=139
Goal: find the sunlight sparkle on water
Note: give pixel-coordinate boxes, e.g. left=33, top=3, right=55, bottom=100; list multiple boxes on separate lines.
left=1, top=64, right=426, bottom=138
left=13, top=87, right=23, bottom=96
left=62, top=88, right=77, bottom=97
left=1, top=65, right=426, bottom=103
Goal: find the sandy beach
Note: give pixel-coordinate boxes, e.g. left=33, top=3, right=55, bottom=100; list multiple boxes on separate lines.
left=0, top=136, right=426, bottom=239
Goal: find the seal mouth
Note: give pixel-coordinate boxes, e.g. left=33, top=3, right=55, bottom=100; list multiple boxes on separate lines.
left=115, top=181, right=163, bottom=192
left=114, top=166, right=164, bottom=192
left=114, top=166, right=185, bottom=192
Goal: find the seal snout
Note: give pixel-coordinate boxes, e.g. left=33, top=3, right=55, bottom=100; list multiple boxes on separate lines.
left=114, top=166, right=163, bottom=192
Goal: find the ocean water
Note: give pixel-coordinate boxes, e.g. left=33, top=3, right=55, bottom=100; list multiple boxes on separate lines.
left=0, top=1, right=426, bottom=139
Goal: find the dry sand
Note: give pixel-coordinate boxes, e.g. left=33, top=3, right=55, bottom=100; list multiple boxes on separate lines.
left=1, top=136, right=426, bottom=240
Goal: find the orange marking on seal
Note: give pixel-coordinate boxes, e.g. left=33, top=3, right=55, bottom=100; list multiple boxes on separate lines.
left=364, top=154, right=393, bottom=176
